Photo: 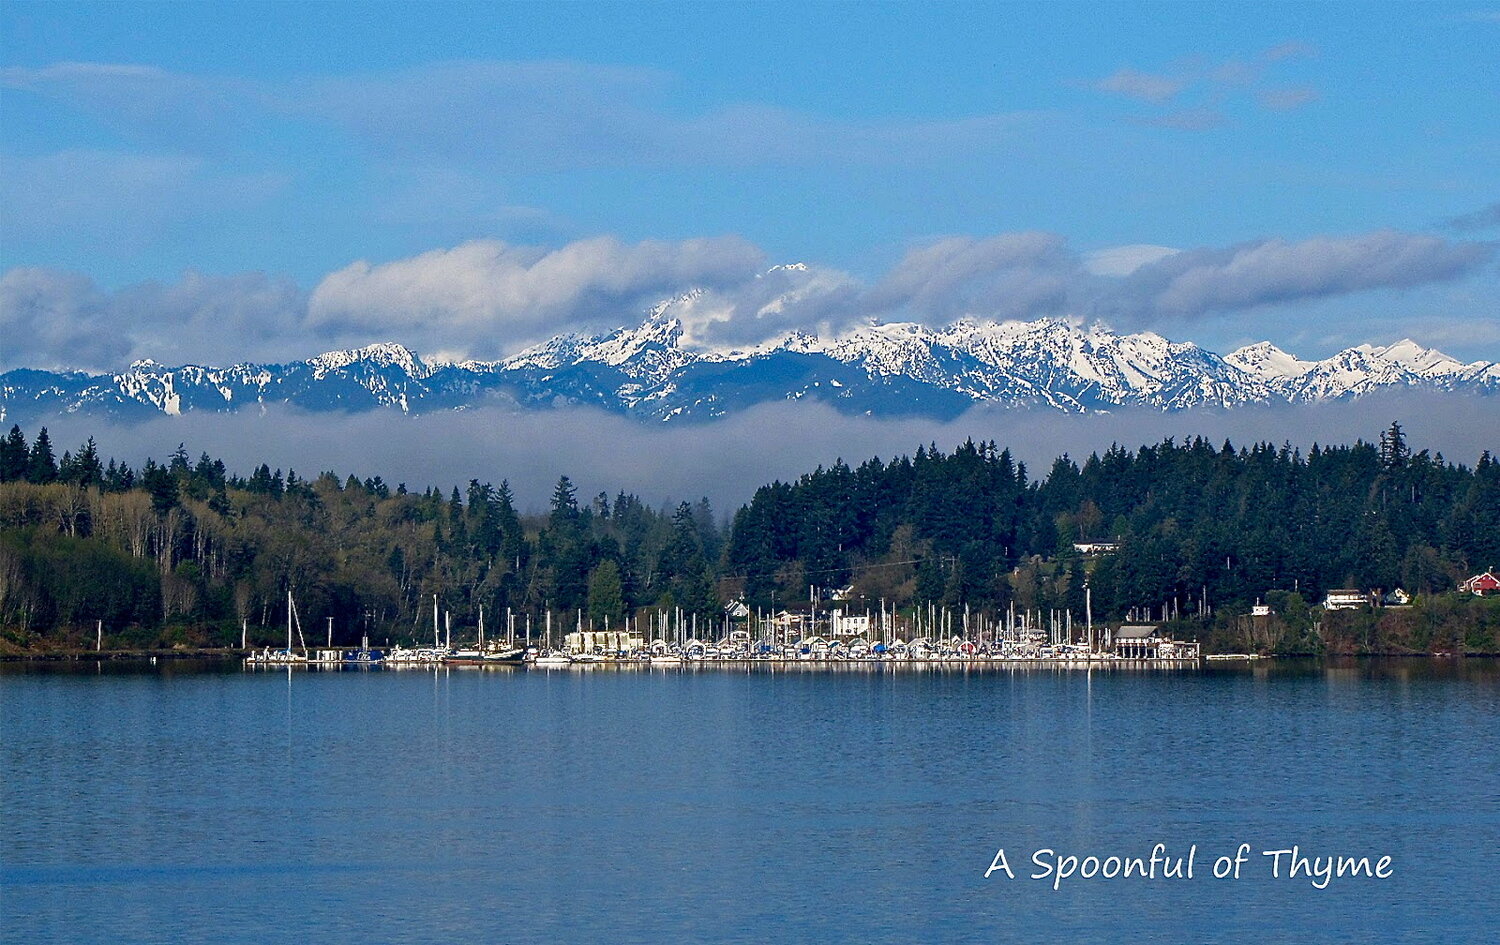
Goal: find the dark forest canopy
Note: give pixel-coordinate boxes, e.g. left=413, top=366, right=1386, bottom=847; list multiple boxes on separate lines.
left=1, top=421, right=1496, bottom=650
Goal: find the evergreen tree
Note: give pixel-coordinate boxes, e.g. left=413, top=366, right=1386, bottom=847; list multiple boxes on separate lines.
left=141, top=459, right=179, bottom=515
left=0, top=425, right=28, bottom=482
left=28, top=427, right=58, bottom=484
left=587, top=559, right=625, bottom=627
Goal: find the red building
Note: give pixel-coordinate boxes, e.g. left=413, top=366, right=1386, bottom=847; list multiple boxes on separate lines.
left=1458, top=571, right=1500, bottom=596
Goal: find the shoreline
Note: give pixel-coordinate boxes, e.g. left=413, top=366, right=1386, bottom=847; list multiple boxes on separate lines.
left=3, top=648, right=1496, bottom=663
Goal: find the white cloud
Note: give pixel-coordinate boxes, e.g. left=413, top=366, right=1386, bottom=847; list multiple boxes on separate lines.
left=0, top=267, right=308, bottom=371
left=307, top=236, right=767, bottom=355
left=0, top=267, right=129, bottom=371
left=862, top=233, right=1075, bottom=321
left=1085, top=244, right=1181, bottom=277
left=5, top=228, right=1492, bottom=372
left=1103, top=230, right=1495, bottom=320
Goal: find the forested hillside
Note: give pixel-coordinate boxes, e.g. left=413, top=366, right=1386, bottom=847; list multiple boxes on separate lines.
left=0, top=425, right=718, bottom=650
left=727, top=424, right=1500, bottom=620
left=1, top=422, right=1496, bottom=653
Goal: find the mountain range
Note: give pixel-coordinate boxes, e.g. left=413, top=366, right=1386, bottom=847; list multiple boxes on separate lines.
left=4, top=304, right=1496, bottom=425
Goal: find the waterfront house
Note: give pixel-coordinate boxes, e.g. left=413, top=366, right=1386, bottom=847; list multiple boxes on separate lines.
left=830, top=610, right=871, bottom=639
left=1112, top=625, right=1158, bottom=658
left=1108, top=625, right=1201, bottom=660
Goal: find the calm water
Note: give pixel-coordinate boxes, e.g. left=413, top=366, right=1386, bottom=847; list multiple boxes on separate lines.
left=2, top=659, right=1497, bottom=944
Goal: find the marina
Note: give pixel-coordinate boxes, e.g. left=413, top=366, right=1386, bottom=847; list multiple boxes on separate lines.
left=249, top=592, right=1200, bottom=670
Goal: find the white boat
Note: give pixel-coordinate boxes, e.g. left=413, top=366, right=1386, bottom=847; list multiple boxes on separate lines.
left=533, top=652, right=572, bottom=668
left=246, top=591, right=310, bottom=664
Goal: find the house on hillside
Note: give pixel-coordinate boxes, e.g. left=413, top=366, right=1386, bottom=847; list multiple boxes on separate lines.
left=1322, top=589, right=1369, bottom=611
left=1072, top=542, right=1120, bottom=556
left=1381, top=588, right=1412, bottom=607
left=1459, top=572, right=1500, bottom=596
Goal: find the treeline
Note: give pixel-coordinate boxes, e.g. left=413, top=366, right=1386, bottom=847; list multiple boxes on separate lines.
left=727, top=423, right=1499, bottom=619
left=1, top=422, right=1497, bottom=652
left=1, top=425, right=719, bottom=650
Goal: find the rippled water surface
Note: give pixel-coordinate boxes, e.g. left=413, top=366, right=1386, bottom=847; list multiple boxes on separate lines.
left=2, top=659, right=1496, bottom=944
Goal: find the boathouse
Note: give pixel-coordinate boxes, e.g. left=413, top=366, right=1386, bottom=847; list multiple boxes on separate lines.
left=1111, top=625, right=1161, bottom=659
left=564, top=629, right=642, bottom=654
left=1108, top=625, right=1200, bottom=660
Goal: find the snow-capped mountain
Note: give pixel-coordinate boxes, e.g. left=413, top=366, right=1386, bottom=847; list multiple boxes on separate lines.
left=2, top=312, right=1494, bottom=425
left=1224, top=338, right=1499, bottom=403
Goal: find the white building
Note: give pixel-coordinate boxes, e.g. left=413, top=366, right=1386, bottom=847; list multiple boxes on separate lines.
left=1072, top=542, right=1120, bottom=556
left=830, top=610, right=870, bottom=639
left=1321, top=589, right=1368, bottom=611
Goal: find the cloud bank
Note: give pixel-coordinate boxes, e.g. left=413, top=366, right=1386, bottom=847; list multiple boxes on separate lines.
left=3, top=226, right=1493, bottom=371
left=31, top=394, right=1499, bottom=514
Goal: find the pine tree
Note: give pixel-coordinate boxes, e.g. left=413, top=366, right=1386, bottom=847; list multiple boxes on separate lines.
left=0, top=425, right=29, bottom=482
left=1379, top=421, right=1409, bottom=469
left=587, top=559, right=625, bottom=627
left=28, top=428, right=58, bottom=484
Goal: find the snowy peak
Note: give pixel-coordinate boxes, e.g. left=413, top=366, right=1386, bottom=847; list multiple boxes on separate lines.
left=1362, top=339, right=1470, bottom=377
left=2, top=311, right=1494, bottom=425
left=308, top=342, right=429, bottom=379
left=1226, top=342, right=1314, bottom=381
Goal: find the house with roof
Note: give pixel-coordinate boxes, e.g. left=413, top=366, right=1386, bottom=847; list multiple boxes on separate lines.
left=1380, top=588, right=1412, bottom=607
left=1072, top=541, right=1120, bottom=556
left=1459, top=571, right=1499, bottom=596
left=1322, top=589, right=1369, bottom=611
left=1108, top=625, right=1200, bottom=660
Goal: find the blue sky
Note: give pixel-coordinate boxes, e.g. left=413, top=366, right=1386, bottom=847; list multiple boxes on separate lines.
left=2, top=1, right=1497, bottom=370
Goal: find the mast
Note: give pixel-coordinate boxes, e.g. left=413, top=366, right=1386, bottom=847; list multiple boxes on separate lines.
left=1085, top=581, right=1093, bottom=653
left=433, top=594, right=439, bottom=648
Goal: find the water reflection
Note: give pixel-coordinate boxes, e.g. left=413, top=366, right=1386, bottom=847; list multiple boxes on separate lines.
left=3, top=655, right=1496, bottom=683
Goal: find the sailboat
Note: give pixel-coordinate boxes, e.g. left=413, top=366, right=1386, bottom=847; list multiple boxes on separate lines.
left=648, top=610, right=684, bottom=665
left=483, top=606, right=531, bottom=666
left=531, top=610, right=572, bottom=667
left=245, top=591, right=309, bottom=664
